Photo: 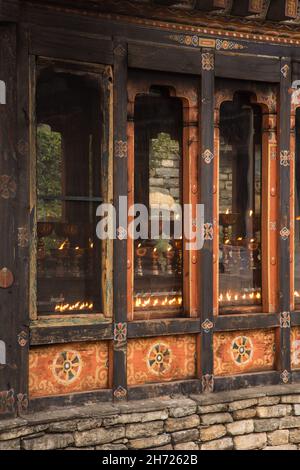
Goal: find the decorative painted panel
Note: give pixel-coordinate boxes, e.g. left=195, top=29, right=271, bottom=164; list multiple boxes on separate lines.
left=214, top=329, right=276, bottom=376
left=127, top=335, right=197, bottom=386
left=29, top=342, right=109, bottom=398
left=291, top=327, right=300, bottom=369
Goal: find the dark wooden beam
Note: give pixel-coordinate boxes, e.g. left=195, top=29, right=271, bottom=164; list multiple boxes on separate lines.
left=0, top=0, right=19, bottom=21
left=30, top=323, right=113, bottom=346
left=152, top=0, right=180, bottom=5
left=23, top=3, right=300, bottom=61
left=128, top=380, right=201, bottom=400
left=214, top=371, right=280, bottom=392
left=30, top=25, right=113, bottom=65
left=195, top=0, right=229, bottom=11
left=267, top=0, right=298, bottom=21
left=277, top=57, right=292, bottom=385
left=215, top=53, right=280, bottom=82
left=28, top=390, right=112, bottom=413
left=291, top=312, right=300, bottom=326
left=0, top=24, right=19, bottom=418
left=199, top=48, right=215, bottom=393
left=112, top=38, right=128, bottom=402
left=128, top=319, right=201, bottom=338
left=128, top=43, right=202, bottom=76
left=214, top=314, right=279, bottom=332
left=16, top=24, right=31, bottom=415
left=231, top=0, right=264, bottom=16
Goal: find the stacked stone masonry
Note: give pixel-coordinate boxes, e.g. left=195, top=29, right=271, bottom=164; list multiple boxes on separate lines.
left=2, top=385, right=300, bottom=450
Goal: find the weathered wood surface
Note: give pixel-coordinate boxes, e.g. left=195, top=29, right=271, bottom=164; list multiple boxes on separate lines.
left=30, top=25, right=113, bottom=65
left=128, top=43, right=201, bottom=75
left=0, top=24, right=22, bottom=417
left=277, top=58, right=292, bottom=381
left=113, top=38, right=128, bottom=401
left=199, top=49, right=215, bottom=391
left=215, top=54, right=280, bottom=83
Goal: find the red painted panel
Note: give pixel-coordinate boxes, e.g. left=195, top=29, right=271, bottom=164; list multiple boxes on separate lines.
left=214, top=329, right=276, bottom=376
left=127, top=335, right=197, bottom=385
left=29, top=342, right=109, bottom=398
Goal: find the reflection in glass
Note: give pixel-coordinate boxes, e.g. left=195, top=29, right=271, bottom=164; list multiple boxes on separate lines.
left=36, top=64, right=102, bottom=315
left=219, top=92, right=262, bottom=312
left=134, top=90, right=183, bottom=317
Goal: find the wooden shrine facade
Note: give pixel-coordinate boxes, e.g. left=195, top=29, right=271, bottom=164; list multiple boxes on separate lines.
left=2, top=0, right=300, bottom=416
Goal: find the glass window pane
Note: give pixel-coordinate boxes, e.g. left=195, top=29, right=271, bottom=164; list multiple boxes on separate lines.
left=219, top=92, right=262, bottom=313
left=134, top=91, right=183, bottom=317
left=36, top=64, right=102, bottom=316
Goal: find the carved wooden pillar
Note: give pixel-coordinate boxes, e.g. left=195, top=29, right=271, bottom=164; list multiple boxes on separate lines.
left=199, top=49, right=215, bottom=393
left=278, top=58, right=292, bottom=384
left=112, top=39, right=128, bottom=401
left=0, top=24, right=29, bottom=416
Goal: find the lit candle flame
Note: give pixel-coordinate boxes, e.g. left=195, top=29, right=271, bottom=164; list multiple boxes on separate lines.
left=219, top=290, right=262, bottom=304
left=55, top=301, right=94, bottom=312
left=135, top=294, right=182, bottom=309
left=59, top=239, right=68, bottom=250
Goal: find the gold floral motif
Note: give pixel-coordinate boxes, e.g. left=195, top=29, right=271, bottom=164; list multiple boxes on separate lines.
left=202, top=149, right=214, bottom=164
left=203, top=223, right=214, bottom=241
left=16, top=393, right=28, bottom=413
left=281, top=369, right=291, bottom=384
left=280, top=312, right=291, bottom=329
left=0, top=175, right=16, bottom=199
left=280, top=227, right=290, bottom=241
left=280, top=150, right=292, bottom=166
left=281, top=64, right=290, bottom=79
left=201, top=319, right=214, bottom=333
left=18, top=227, right=29, bottom=248
left=115, top=140, right=128, bottom=159
left=0, top=389, right=15, bottom=414
left=202, top=52, right=214, bottom=71
left=113, top=386, right=127, bottom=400
left=202, top=374, right=214, bottom=393
left=117, top=226, right=127, bottom=240
left=17, top=331, right=28, bottom=347
left=114, top=44, right=126, bottom=57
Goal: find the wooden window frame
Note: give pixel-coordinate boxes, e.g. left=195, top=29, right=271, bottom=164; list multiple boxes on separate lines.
left=29, top=56, right=114, bottom=324
left=214, top=79, right=279, bottom=316
left=127, top=69, right=199, bottom=322
left=13, top=15, right=300, bottom=410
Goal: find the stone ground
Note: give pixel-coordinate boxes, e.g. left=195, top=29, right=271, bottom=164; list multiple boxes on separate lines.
left=1, top=384, right=300, bottom=450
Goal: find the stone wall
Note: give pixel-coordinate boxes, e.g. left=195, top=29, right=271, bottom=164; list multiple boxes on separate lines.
left=219, top=153, right=232, bottom=214
left=1, top=385, right=300, bottom=450
left=149, top=133, right=181, bottom=206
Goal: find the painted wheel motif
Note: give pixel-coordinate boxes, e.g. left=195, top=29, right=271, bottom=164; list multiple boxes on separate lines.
left=147, top=343, right=172, bottom=375
left=231, top=336, right=253, bottom=366
left=52, top=350, right=82, bottom=385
